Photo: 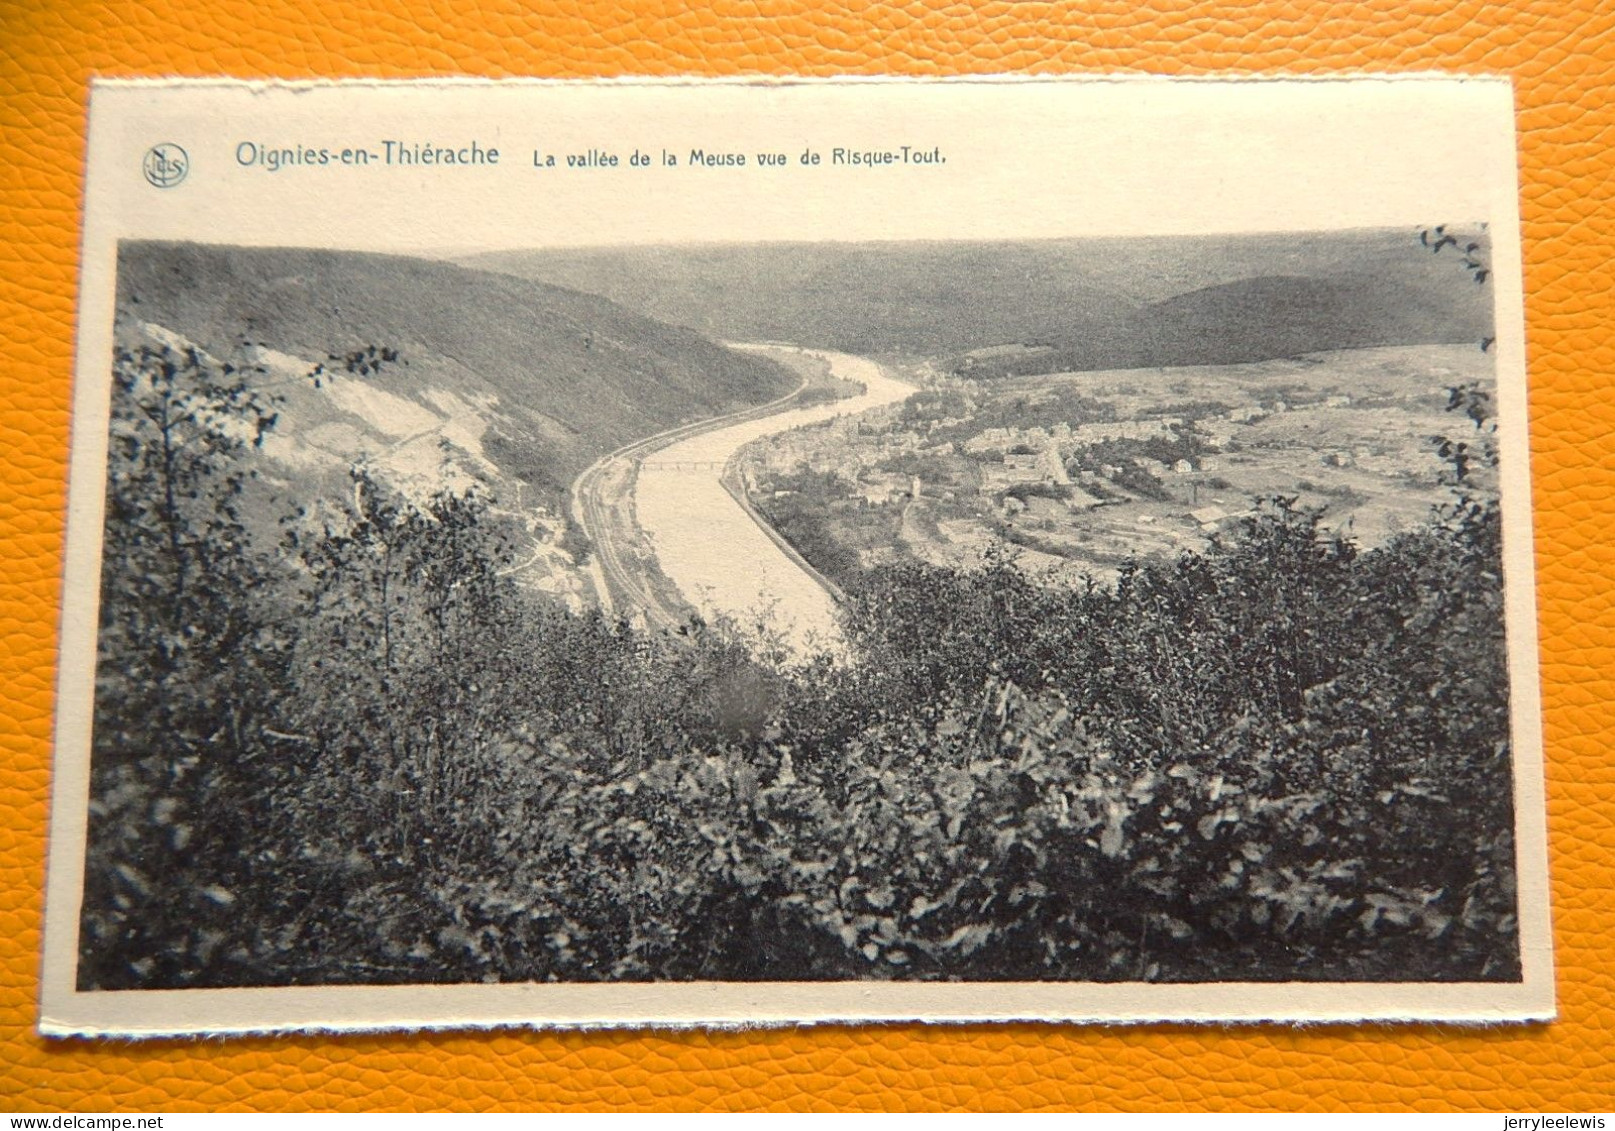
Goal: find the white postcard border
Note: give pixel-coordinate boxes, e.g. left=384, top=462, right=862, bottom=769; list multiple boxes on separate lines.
left=40, top=75, right=1553, bottom=1036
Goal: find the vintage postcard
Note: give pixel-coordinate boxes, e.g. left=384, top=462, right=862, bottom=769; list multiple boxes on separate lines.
left=41, top=76, right=1551, bottom=1036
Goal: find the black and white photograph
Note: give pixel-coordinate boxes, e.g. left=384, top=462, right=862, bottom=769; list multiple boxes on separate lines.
left=41, top=78, right=1551, bottom=1033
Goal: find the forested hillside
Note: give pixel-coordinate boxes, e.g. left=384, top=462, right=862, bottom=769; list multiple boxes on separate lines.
left=465, top=230, right=1492, bottom=370
left=117, top=241, right=797, bottom=497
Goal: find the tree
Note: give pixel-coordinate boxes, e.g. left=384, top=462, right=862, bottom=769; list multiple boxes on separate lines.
left=80, top=343, right=289, bottom=988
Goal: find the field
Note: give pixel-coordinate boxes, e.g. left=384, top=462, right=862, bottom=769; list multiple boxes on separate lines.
left=741, top=343, right=1494, bottom=584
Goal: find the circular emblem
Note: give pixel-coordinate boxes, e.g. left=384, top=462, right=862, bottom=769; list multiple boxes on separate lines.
left=142, top=143, right=189, bottom=188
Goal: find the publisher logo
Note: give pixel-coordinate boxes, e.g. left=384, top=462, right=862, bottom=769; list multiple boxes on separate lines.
left=142, top=143, right=188, bottom=188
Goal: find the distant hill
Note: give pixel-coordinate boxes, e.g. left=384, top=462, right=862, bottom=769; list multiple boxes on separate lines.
left=974, top=271, right=1494, bottom=379
left=466, top=240, right=1138, bottom=355
left=115, top=241, right=797, bottom=500
left=462, top=229, right=1492, bottom=375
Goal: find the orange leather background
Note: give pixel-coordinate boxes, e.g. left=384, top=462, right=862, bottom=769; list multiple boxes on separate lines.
left=2, top=0, right=1612, bottom=1112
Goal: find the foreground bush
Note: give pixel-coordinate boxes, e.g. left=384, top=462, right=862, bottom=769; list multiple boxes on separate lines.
left=78, top=345, right=1519, bottom=989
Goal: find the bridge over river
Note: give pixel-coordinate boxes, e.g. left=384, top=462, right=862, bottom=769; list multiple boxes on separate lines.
left=640, top=459, right=729, bottom=472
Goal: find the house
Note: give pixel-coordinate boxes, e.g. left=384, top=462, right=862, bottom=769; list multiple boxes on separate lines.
left=1070, top=418, right=1182, bottom=445
left=963, top=426, right=1017, bottom=454
left=980, top=459, right=1048, bottom=492
left=854, top=471, right=913, bottom=506
left=1190, top=505, right=1230, bottom=529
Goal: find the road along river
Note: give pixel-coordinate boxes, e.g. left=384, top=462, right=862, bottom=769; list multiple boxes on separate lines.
left=633, top=348, right=915, bottom=656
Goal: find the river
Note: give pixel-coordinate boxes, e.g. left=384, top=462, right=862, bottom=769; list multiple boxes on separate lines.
left=632, top=348, right=916, bottom=656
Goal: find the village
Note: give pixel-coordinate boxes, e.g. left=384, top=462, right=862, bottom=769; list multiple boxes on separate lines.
left=739, top=343, right=1493, bottom=585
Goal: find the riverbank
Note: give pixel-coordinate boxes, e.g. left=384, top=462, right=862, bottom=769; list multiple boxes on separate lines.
left=632, top=348, right=915, bottom=654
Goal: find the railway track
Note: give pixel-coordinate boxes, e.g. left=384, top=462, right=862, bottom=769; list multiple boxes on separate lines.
left=567, top=371, right=812, bottom=629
